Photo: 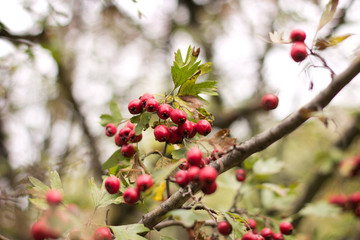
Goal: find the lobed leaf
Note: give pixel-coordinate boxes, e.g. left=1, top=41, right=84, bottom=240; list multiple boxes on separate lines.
left=99, top=114, right=114, bottom=127
left=102, top=149, right=129, bottom=170
left=110, top=224, right=149, bottom=240
left=29, top=176, right=50, bottom=193
left=109, top=100, right=123, bottom=123
left=135, top=112, right=152, bottom=135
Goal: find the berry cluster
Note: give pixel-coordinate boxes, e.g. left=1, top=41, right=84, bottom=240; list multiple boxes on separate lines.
left=123, top=174, right=153, bottom=204
left=261, top=94, right=279, bottom=111
left=329, top=192, right=360, bottom=217
left=175, top=148, right=218, bottom=194
left=289, top=29, right=308, bottom=63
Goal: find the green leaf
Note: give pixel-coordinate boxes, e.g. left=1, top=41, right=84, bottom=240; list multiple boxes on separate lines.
left=299, top=201, right=341, bottom=218
left=167, top=209, right=209, bottom=228
left=29, top=198, right=48, bottom=210
left=315, top=34, right=353, bottom=50
left=199, top=62, right=212, bottom=76
left=223, top=212, right=247, bottom=238
left=29, top=176, right=50, bottom=193
left=49, top=170, right=62, bottom=191
left=178, top=79, right=217, bottom=99
left=110, top=100, right=123, bottom=123
left=253, top=158, right=284, bottom=176
left=171, top=148, right=187, bottom=160
left=259, top=183, right=288, bottom=197
left=152, top=161, right=183, bottom=183
left=130, top=115, right=141, bottom=124
left=135, top=112, right=152, bottom=135
left=316, top=0, right=338, bottom=32
left=99, top=114, right=114, bottom=127
left=102, top=149, right=129, bottom=170
left=89, top=177, right=101, bottom=207
left=110, top=224, right=149, bottom=240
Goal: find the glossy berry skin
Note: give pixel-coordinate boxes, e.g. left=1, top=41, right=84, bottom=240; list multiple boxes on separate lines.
left=329, top=194, right=347, bottom=207
left=105, top=176, right=120, bottom=194
left=195, top=120, right=211, bottom=136
left=123, top=187, right=140, bottom=204
left=105, top=123, right=117, bottom=137
left=199, top=166, right=217, bottom=185
left=118, top=127, right=132, bottom=141
left=273, top=233, right=284, bottom=240
left=178, top=120, right=195, bottom=138
left=167, top=126, right=182, bottom=144
left=121, top=144, right=135, bottom=158
left=187, top=166, right=201, bottom=182
left=157, top=104, right=173, bottom=120
left=140, top=93, right=155, bottom=107
left=261, top=94, right=279, bottom=110
left=46, top=189, right=63, bottom=205
left=242, top=232, right=256, bottom=240
left=93, top=227, right=112, bottom=240
left=187, top=121, right=197, bottom=138
left=236, top=168, right=247, bottom=182
left=279, top=221, right=293, bottom=235
left=179, top=159, right=189, bottom=170
left=201, top=181, right=217, bottom=194
left=136, top=174, right=153, bottom=191
left=290, top=42, right=308, bottom=62
left=128, top=99, right=143, bottom=114
left=260, top=228, right=274, bottom=240
left=170, top=109, right=187, bottom=125
left=129, top=130, right=142, bottom=143
left=154, top=125, right=170, bottom=142
left=145, top=98, right=159, bottom=112
left=115, top=133, right=128, bottom=146
left=217, top=221, right=232, bottom=236
left=175, top=170, right=189, bottom=187
left=246, top=219, right=257, bottom=230
left=186, top=148, right=203, bottom=166
left=290, top=29, right=306, bottom=42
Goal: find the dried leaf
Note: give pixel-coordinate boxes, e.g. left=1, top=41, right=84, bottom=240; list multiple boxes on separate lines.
left=269, top=31, right=291, bottom=44
left=316, top=0, right=339, bottom=32
left=315, top=34, right=353, bottom=50
left=208, top=129, right=237, bottom=150
left=179, top=95, right=205, bottom=108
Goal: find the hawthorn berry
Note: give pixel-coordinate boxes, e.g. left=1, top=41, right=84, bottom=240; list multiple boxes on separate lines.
left=203, top=157, right=210, bottom=165
left=115, top=133, right=128, bottom=146
left=217, top=221, right=232, bottom=236
left=195, top=120, right=211, bottom=136
left=105, top=176, right=120, bottom=194
left=105, top=123, right=117, bottom=137
left=140, top=93, right=155, bottom=107
left=145, top=98, right=159, bottom=112
left=260, top=228, right=274, bottom=240
left=245, top=219, right=257, bottom=230
left=128, top=99, right=143, bottom=114
left=241, top=232, right=256, bottom=240
left=290, top=29, right=306, bottom=42
left=93, top=227, right=112, bottom=240
left=118, top=127, right=132, bottom=141
left=157, top=104, right=173, bottom=119
left=199, top=166, right=217, bottom=185
left=186, top=148, right=203, bottom=166
left=187, top=121, right=197, bottom=138
left=170, top=109, right=187, bottom=125
left=46, top=189, right=63, bottom=205
left=178, top=159, right=189, bottom=170
left=329, top=194, right=347, bottom=207
left=129, top=130, right=142, bottom=143
left=273, top=233, right=284, bottom=240
left=167, top=126, right=182, bottom=144
left=201, top=181, right=217, bottom=194
left=154, top=125, right=170, bottom=142
left=123, top=187, right=140, bottom=204
left=261, top=94, right=279, bottom=110
left=121, top=144, right=135, bottom=158
left=136, top=174, right=153, bottom=191
left=31, top=219, right=56, bottom=240
left=348, top=192, right=360, bottom=208
left=236, top=168, right=247, bottom=182
left=290, top=42, right=308, bottom=62
left=279, top=221, right=293, bottom=235
left=210, top=149, right=224, bottom=161
left=187, top=166, right=201, bottom=182
left=177, top=120, right=195, bottom=138
left=175, top=170, right=189, bottom=187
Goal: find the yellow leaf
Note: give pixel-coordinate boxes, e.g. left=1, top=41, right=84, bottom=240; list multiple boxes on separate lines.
left=315, top=34, right=353, bottom=50
left=152, top=182, right=166, bottom=201
left=317, top=0, right=339, bottom=32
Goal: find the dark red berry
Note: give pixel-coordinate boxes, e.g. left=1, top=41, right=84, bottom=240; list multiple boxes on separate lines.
left=140, top=93, right=155, bottom=107
left=236, top=168, right=247, bottom=182
left=145, top=98, right=159, bottom=112
left=119, top=127, right=132, bottom=141
left=123, top=187, right=140, bottom=204
left=93, top=227, right=112, bottom=240
left=121, top=144, right=135, bottom=158
left=203, top=157, right=210, bottom=165
left=187, top=121, right=197, bottom=138
left=329, top=194, right=347, bottom=207
left=46, top=189, right=63, bottom=205
left=242, top=232, right=256, bottom=240
left=195, top=120, right=211, bottom=136
left=217, top=221, right=232, bottom=236
left=279, top=221, right=293, bottom=235
left=355, top=205, right=360, bottom=217
left=105, top=176, right=120, bottom=194
left=179, top=159, right=189, bottom=170
left=175, top=170, right=189, bottom=187
left=246, top=219, right=257, bottom=230
left=199, top=166, right=217, bottom=185
left=129, top=130, right=142, bottom=143
left=128, top=99, right=143, bottom=114
left=126, top=121, right=135, bottom=129
left=290, top=29, right=306, bottom=42
left=210, top=149, right=224, bottom=161
left=105, top=123, right=117, bottom=137
left=186, top=148, right=203, bottom=166
left=290, top=42, right=308, bottom=62
left=136, top=174, right=153, bottom=192
left=348, top=192, right=360, bottom=208
left=170, top=109, right=187, bottom=124
left=115, top=132, right=128, bottom=146
left=157, top=104, right=173, bottom=119
left=178, top=120, right=195, bottom=137
left=187, top=166, right=201, bottom=182
left=167, top=126, right=182, bottom=144
left=201, top=181, right=217, bottom=194
left=31, top=219, right=55, bottom=240
left=260, top=228, right=273, bottom=240
left=273, top=233, right=284, bottom=240
left=154, top=125, right=170, bottom=142
left=261, top=94, right=279, bottom=110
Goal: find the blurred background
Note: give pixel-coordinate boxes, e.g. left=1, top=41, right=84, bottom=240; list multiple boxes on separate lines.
left=1, top=0, right=360, bottom=239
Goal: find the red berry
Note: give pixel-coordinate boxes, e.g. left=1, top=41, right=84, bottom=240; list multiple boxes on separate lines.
left=121, top=144, right=135, bottom=158
left=290, top=42, right=308, bottom=62
left=93, top=227, right=112, bottom=240
left=157, top=104, right=173, bottom=119
left=186, top=148, right=203, bottom=166
left=154, top=125, right=170, bottom=142
left=242, top=232, right=256, bottom=240
left=199, top=166, right=217, bottom=185
left=129, top=130, right=142, bottom=143
left=46, top=189, right=63, bottom=205
left=329, top=194, right=347, bottom=207
left=140, top=93, right=155, bottom=107
left=201, top=181, right=217, bottom=194
left=123, top=187, right=140, bottom=204
left=178, top=120, right=195, bottom=138
left=105, top=123, right=117, bottom=137
left=31, top=220, right=49, bottom=240
left=136, top=174, right=153, bottom=191
left=167, top=126, right=182, bottom=144
left=203, top=157, right=210, bottom=165
left=105, top=176, right=120, bottom=194
left=170, top=109, right=187, bottom=124
left=210, top=149, right=224, bottom=161
left=179, top=159, right=189, bottom=170
left=125, top=121, right=135, bottom=129
left=187, top=166, right=201, bottom=182
left=261, top=94, right=279, bottom=110
left=217, top=221, right=232, bottom=236
left=145, top=98, right=159, bottom=112
left=355, top=205, right=360, bottom=217
left=118, top=127, right=132, bottom=141
left=236, top=168, right=247, bottom=182
left=273, top=233, right=284, bottom=240
left=187, top=121, right=197, bottom=138
left=195, top=120, right=211, bottom=136
left=175, top=170, right=189, bottom=187
left=279, top=221, right=293, bottom=235
left=260, top=228, right=273, bottom=240
left=290, top=29, right=306, bottom=42
left=348, top=192, right=360, bottom=208
left=115, top=132, right=128, bottom=146
left=246, top=219, right=257, bottom=230
left=128, top=99, right=143, bottom=114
